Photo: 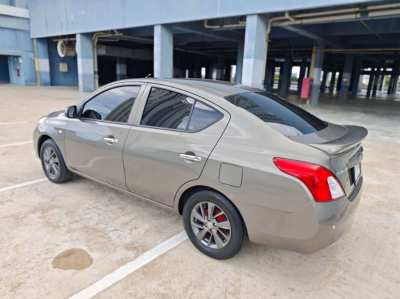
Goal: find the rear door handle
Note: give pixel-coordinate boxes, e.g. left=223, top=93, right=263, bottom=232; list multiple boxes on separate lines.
left=179, top=152, right=202, bottom=162
left=103, top=136, right=119, bottom=144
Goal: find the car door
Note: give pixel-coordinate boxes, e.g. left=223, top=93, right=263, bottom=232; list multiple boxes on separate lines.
left=123, top=84, right=229, bottom=206
left=64, top=84, right=143, bottom=189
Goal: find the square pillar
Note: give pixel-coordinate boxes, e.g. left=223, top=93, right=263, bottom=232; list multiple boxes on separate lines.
left=320, top=71, right=328, bottom=93
left=278, top=56, right=291, bottom=98
left=329, top=72, right=336, bottom=94
left=297, top=60, right=307, bottom=94
left=336, top=72, right=343, bottom=92
left=242, top=14, right=270, bottom=89
left=235, top=40, right=244, bottom=84
left=265, top=63, right=274, bottom=91
left=154, top=24, right=173, bottom=79
left=76, top=33, right=95, bottom=92
left=33, top=38, right=50, bottom=86
left=350, top=58, right=361, bottom=98
left=310, top=46, right=324, bottom=106
left=366, top=69, right=376, bottom=98
left=339, top=55, right=354, bottom=99
left=116, top=58, right=127, bottom=80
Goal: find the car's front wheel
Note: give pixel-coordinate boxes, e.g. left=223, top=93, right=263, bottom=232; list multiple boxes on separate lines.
left=40, top=139, right=72, bottom=183
left=183, top=190, right=245, bottom=259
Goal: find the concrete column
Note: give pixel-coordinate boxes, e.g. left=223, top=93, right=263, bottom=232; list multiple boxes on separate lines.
left=350, top=59, right=361, bottom=98
left=265, top=63, right=274, bottom=91
left=320, top=71, right=328, bottom=93
left=372, top=70, right=380, bottom=97
left=76, top=33, right=95, bottom=92
left=366, top=69, right=375, bottom=98
left=388, top=75, right=395, bottom=95
left=297, top=61, right=307, bottom=94
left=235, top=40, right=244, bottom=84
left=154, top=24, right=173, bottom=79
left=33, top=38, right=50, bottom=86
left=279, top=56, right=291, bottom=98
left=310, top=46, right=324, bottom=106
left=378, top=73, right=384, bottom=91
left=329, top=72, right=336, bottom=94
left=336, top=72, right=343, bottom=92
left=116, top=58, right=127, bottom=80
left=339, top=55, right=354, bottom=99
left=242, top=14, right=269, bottom=88
left=388, top=62, right=400, bottom=95
left=392, top=76, right=399, bottom=95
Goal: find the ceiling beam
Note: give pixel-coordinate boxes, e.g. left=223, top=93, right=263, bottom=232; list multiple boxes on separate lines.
left=173, top=25, right=239, bottom=43
left=280, top=25, right=341, bottom=48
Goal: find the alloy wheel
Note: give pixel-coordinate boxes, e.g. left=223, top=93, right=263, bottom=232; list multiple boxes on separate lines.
left=190, top=201, right=232, bottom=249
left=43, top=146, right=60, bottom=180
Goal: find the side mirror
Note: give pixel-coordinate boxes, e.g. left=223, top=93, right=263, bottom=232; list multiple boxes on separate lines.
left=65, top=105, right=78, bottom=118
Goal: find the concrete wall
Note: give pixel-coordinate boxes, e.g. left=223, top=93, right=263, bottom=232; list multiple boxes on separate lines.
left=30, top=0, right=373, bottom=38
left=48, top=40, right=78, bottom=86
left=0, top=2, right=35, bottom=85
left=0, top=28, right=35, bottom=85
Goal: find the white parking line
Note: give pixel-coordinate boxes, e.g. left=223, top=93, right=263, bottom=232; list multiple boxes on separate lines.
left=0, top=141, right=32, bottom=148
left=69, top=231, right=188, bottom=299
left=0, top=178, right=47, bottom=193
left=0, top=121, right=30, bottom=125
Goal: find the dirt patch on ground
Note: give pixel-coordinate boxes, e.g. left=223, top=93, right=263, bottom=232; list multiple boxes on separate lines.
left=52, top=248, right=93, bottom=270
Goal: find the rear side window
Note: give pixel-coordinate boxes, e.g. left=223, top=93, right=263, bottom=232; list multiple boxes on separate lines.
left=140, top=88, right=194, bottom=130
left=81, top=86, right=140, bottom=123
left=140, top=87, right=223, bottom=131
left=224, top=92, right=327, bottom=135
left=188, top=101, right=223, bottom=131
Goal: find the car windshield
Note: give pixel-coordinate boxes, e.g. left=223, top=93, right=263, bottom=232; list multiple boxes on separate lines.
left=224, top=92, right=327, bottom=136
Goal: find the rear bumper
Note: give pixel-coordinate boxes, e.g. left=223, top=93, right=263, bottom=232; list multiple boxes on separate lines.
left=247, top=177, right=363, bottom=253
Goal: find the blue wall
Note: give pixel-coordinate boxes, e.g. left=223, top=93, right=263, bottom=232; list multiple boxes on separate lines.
left=0, top=28, right=36, bottom=85
left=48, top=39, right=78, bottom=86
left=0, top=56, right=10, bottom=82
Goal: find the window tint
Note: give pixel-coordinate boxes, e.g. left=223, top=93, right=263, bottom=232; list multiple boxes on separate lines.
left=140, top=88, right=194, bottom=130
left=224, top=92, right=327, bottom=135
left=188, top=101, right=223, bottom=131
left=81, top=86, right=139, bottom=123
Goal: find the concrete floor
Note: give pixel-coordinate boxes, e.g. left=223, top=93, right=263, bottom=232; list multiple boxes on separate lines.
left=0, top=85, right=399, bottom=299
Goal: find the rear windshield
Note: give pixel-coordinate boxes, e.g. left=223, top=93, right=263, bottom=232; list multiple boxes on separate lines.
left=224, top=92, right=327, bottom=135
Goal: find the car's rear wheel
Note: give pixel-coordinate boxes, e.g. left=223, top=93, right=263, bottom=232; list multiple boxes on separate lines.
left=40, top=139, right=72, bottom=183
left=183, top=190, right=245, bottom=259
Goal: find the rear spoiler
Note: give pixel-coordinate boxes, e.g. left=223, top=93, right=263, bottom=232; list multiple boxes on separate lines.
left=309, top=125, right=368, bottom=155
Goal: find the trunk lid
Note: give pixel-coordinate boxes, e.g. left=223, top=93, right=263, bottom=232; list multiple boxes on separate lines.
left=290, top=123, right=368, bottom=196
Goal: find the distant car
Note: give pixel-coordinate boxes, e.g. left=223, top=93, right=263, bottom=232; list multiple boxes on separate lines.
left=33, top=79, right=367, bottom=259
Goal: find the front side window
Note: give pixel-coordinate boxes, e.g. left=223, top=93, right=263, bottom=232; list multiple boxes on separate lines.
left=225, top=92, right=327, bottom=135
left=140, top=88, right=194, bottom=130
left=81, top=86, right=140, bottom=123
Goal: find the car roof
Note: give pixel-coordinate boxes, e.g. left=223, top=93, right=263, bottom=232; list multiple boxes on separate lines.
left=111, top=78, right=263, bottom=97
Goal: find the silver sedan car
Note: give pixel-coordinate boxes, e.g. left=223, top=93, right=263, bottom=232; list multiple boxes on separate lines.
left=34, top=79, right=367, bottom=259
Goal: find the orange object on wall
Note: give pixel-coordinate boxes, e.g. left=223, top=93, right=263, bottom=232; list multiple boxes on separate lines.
left=300, top=77, right=313, bottom=101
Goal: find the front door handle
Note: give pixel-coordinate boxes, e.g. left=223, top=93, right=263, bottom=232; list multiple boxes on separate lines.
left=103, top=136, right=119, bottom=144
left=179, top=152, right=202, bottom=162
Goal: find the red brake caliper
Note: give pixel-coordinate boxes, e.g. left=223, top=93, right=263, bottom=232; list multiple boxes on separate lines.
left=214, top=208, right=226, bottom=222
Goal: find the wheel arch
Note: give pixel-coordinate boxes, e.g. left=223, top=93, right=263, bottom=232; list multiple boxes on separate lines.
left=177, top=185, right=248, bottom=235
left=37, top=134, right=52, bottom=156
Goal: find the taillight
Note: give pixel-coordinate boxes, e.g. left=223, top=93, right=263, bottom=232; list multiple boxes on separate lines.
left=273, top=157, right=345, bottom=202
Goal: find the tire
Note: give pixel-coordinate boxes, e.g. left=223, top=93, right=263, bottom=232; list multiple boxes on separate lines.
left=40, top=139, right=72, bottom=183
left=183, top=190, right=245, bottom=259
